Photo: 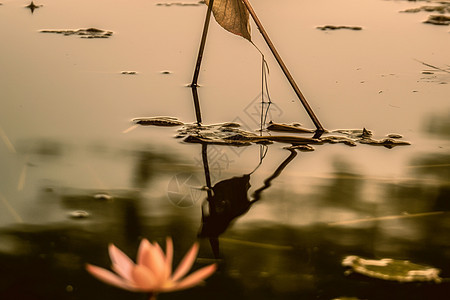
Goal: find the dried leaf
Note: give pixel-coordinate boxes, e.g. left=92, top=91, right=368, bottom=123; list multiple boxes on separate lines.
left=205, top=0, right=251, bottom=41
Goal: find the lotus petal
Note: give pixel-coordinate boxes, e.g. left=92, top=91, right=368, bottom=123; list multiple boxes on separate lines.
left=172, top=242, right=199, bottom=281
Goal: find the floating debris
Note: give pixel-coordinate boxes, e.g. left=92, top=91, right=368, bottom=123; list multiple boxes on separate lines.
left=262, top=135, right=321, bottom=145
left=160, top=70, right=172, bottom=74
left=266, top=121, right=314, bottom=133
left=179, top=123, right=258, bottom=146
left=330, top=128, right=409, bottom=148
left=342, top=255, right=442, bottom=283
left=25, top=1, right=42, bottom=13
left=121, top=71, right=137, bottom=75
left=182, top=129, right=320, bottom=147
left=401, top=4, right=450, bottom=14
left=284, top=144, right=315, bottom=152
left=321, top=136, right=357, bottom=146
left=358, top=137, right=410, bottom=149
left=184, top=134, right=252, bottom=146
left=416, top=59, right=450, bottom=74
left=93, top=193, right=113, bottom=201
left=68, top=210, right=90, bottom=219
left=133, top=116, right=184, bottom=127
left=332, top=128, right=372, bottom=139
left=317, top=25, right=362, bottom=31
left=156, top=1, right=204, bottom=6
left=387, top=133, right=403, bottom=139
left=137, top=116, right=410, bottom=150
left=40, top=28, right=113, bottom=38
left=424, top=15, right=450, bottom=25
left=178, top=122, right=321, bottom=146
left=219, top=122, right=241, bottom=128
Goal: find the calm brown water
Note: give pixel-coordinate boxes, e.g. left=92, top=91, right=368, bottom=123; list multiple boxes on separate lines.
left=0, top=0, right=449, bottom=299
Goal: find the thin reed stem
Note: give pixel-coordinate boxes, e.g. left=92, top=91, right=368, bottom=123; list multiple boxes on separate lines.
left=241, top=0, right=325, bottom=136
left=191, top=0, right=215, bottom=124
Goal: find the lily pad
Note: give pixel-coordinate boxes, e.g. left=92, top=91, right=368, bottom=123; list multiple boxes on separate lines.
left=342, top=255, right=442, bottom=283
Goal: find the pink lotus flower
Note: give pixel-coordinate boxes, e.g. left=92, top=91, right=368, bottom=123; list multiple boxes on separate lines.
left=86, top=238, right=216, bottom=299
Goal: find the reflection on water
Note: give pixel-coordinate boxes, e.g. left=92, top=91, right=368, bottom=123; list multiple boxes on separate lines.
left=0, top=138, right=449, bottom=299
left=1, top=0, right=450, bottom=299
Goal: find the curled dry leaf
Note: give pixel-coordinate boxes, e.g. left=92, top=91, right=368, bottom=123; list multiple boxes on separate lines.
left=204, top=0, right=251, bottom=41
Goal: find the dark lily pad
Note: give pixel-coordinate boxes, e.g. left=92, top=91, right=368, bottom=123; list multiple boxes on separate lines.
left=342, top=255, right=442, bottom=283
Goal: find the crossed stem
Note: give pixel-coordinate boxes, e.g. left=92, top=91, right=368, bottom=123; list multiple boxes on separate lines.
left=191, top=0, right=324, bottom=137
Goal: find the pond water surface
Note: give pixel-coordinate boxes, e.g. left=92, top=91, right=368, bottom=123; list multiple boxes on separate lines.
left=0, top=0, right=449, bottom=299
